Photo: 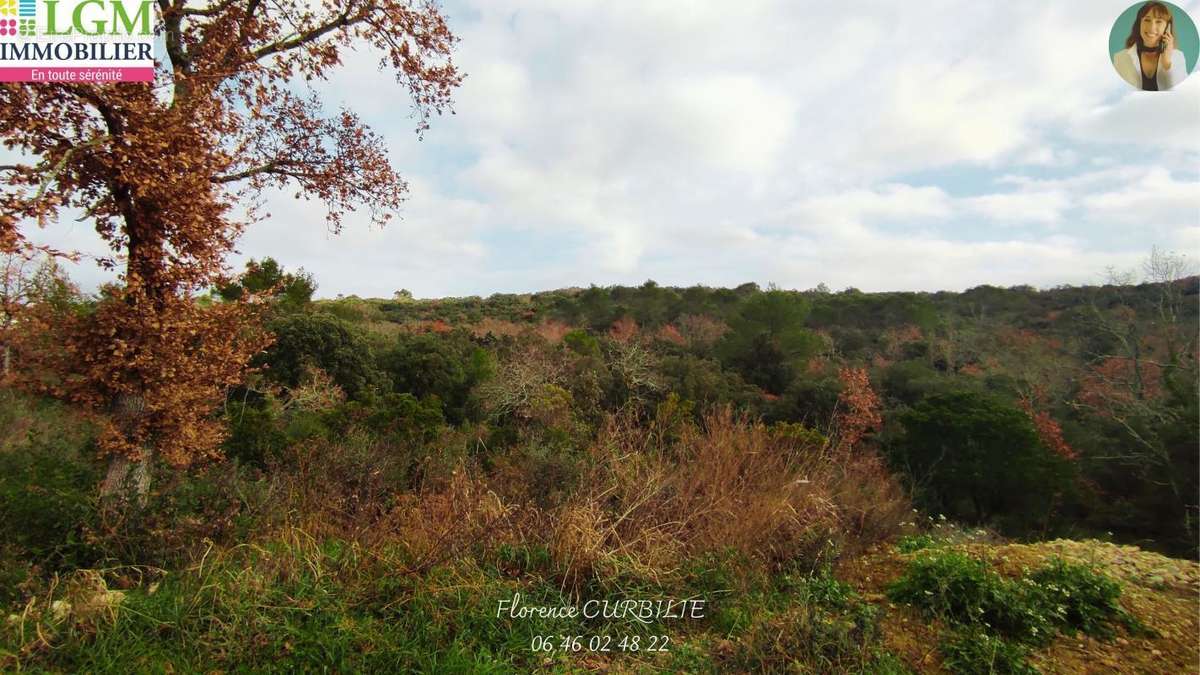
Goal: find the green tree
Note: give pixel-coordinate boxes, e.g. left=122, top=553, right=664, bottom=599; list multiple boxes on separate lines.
left=718, top=288, right=822, bottom=394
left=218, top=258, right=316, bottom=311
left=259, top=313, right=382, bottom=400
left=889, top=391, right=1073, bottom=533
left=380, top=332, right=492, bottom=424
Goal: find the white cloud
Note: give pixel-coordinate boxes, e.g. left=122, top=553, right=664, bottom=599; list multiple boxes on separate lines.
left=780, top=185, right=954, bottom=230
left=963, top=191, right=1072, bottom=225
left=13, top=0, right=1200, bottom=297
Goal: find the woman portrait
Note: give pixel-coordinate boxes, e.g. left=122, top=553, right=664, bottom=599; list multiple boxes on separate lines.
left=1112, top=2, right=1188, bottom=90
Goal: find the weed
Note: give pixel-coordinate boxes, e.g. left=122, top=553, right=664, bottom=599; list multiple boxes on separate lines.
left=726, top=570, right=884, bottom=673
left=895, top=534, right=939, bottom=553
left=888, top=550, right=1146, bottom=675
left=886, top=552, right=1053, bottom=644
left=1026, top=557, right=1151, bottom=639
left=940, top=628, right=1039, bottom=675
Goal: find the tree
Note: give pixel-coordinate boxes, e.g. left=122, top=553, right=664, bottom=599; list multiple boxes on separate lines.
left=718, top=288, right=822, bottom=394
left=218, top=257, right=316, bottom=311
left=380, top=330, right=492, bottom=424
left=260, top=312, right=383, bottom=401
left=889, top=390, right=1072, bottom=533
left=0, top=1, right=462, bottom=497
left=0, top=252, right=81, bottom=376
left=1071, top=249, right=1199, bottom=552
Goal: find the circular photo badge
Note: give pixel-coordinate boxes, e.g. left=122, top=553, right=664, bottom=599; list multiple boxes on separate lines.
left=1109, top=2, right=1199, bottom=90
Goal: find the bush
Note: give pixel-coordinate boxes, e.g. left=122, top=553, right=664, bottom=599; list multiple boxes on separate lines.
left=724, top=569, right=888, bottom=667
left=223, top=397, right=288, bottom=467
left=1026, top=558, right=1145, bottom=639
left=562, top=329, right=600, bottom=357
left=887, top=391, right=1073, bottom=534
left=549, top=408, right=908, bottom=587
left=260, top=313, right=383, bottom=400
left=717, top=289, right=823, bottom=394
left=728, top=570, right=902, bottom=673
left=888, top=550, right=1143, bottom=674
left=895, top=534, right=939, bottom=553
left=940, top=629, right=1038, bottom=675
left=380, top=332, right=492, bottom=425
left=111, top=465, right=273, bottom=566
left=886, top=551, right=1053, bottom=645
left=0, top=431, right=102, bottom=585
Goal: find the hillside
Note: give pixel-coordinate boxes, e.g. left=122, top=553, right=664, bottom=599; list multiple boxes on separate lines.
left=1, top=268, right=1197, bottom=673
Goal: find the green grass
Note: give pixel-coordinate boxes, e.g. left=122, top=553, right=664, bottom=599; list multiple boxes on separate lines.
left=1, top=539, right=924, bottom=674
left=895, top=534, right=940, bottom=553
left=939, top=628, right=1038, bottom=675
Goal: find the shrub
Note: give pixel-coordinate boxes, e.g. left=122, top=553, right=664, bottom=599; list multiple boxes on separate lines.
left=0, top=430, right=102, bottom=582
left=728, top=570, right=896, bottom=673
left=886, top=551, right=1053, bottom=644
left=223, top=396, right=288, bottom=467
left=940, top=629, right=1038, bottom=675
left=260, top=313, right=383, bottom=400
left=89, top=459, right=278, bottom=571
left=888, top=550, right=1144, bottom=674
left=550, top=408, right=908, bottom=586
left=887, top=391, right=1074, bottom=534
left=895, top=533, right=938, bottom=553
left=717, top=289, right=823, bottom=394
left=1026, top=558, right=1145, bottom=639
left=562, top=329, right=600, bottom=357
left=379, top=331, right=492, bottom=425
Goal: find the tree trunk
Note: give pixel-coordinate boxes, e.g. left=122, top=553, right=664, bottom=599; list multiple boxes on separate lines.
left=100, top=452, right=152, bottom=504
left=99, top=392, right=152, bottom=505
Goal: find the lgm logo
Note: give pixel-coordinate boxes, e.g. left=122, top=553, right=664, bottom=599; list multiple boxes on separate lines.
left=0, top=0, right=155, bottom=83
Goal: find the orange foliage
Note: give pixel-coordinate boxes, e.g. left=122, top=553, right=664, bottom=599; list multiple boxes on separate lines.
left=470, top=318, right=525, bottom=339
left=10, top=289, right=271, bottom=466
left=832, top=366, right=882, bottom=452
left=879, top=324, right=923, bottom=359
left=0, top=3, right=461, bottom=467
left=1018, top=397, right=1077, bottom=461
left=1078, top=356, right=1164, bottom=413
left=531, top=320, right=569, bottom=343
left=655, top=323, right=686, bottom=346
left=675, top=314, right=729, bottom=349
left=959, top=363, right=984, bottom=377
left=609, top=316, right=639, bottom=343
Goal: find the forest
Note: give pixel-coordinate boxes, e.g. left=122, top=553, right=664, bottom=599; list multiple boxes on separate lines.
left=1, top=0, right=1197, bottom=671
left=0, top=251, right=1197, bottom=672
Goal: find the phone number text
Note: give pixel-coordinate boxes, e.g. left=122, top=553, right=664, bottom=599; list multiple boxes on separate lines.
left=530, top=634, right=669, bottom=652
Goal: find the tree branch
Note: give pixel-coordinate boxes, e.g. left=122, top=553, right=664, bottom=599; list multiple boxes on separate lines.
left=211, top=158, right=294, bottom=183
left=249, top=5, right=361, bottom=62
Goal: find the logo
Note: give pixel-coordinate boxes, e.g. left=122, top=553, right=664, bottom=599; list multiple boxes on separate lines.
left=0, top=0, right=156, bottom=83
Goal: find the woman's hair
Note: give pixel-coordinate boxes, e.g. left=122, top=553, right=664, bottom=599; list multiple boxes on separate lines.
left=1125, top=2, right=1174, bottom=49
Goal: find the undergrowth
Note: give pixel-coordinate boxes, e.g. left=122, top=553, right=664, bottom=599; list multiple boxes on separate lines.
left=886, top=550, right=1148, bottom=674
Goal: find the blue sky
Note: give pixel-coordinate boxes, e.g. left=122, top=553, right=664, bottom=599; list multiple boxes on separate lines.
left=29, top=0, right=1200, bottom=298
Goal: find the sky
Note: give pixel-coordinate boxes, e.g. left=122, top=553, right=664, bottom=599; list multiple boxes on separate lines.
left=23, top=0, right=1200, bottom=298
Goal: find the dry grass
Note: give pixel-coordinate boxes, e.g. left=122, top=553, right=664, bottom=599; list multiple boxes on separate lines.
left=259, top=406, right=907, bottom=595
left=546, top=407, right=909, bottom=587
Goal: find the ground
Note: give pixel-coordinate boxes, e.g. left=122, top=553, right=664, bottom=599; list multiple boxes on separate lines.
left=838, top=539, right=1200, bottom=674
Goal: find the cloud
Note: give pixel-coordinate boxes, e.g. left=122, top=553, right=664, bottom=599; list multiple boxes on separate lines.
left=962, top=191, right=1072, bottom=225
left=13, top=0, right=1200, bottom=298
left=1070, top=73, right=1200, bottom=153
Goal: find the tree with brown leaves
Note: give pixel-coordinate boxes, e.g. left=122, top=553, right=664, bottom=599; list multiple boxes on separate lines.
left=1, top=1, right=462, bottom=498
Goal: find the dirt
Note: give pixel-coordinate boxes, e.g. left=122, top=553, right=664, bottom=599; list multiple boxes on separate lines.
left=836, top=539, right=1200, bottom=674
